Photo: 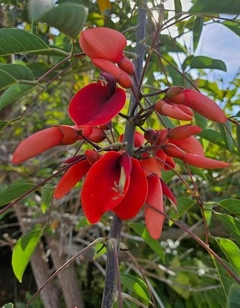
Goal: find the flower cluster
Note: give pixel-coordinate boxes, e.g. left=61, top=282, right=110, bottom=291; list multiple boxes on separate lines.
left=12, top=27, right=230, bottom=240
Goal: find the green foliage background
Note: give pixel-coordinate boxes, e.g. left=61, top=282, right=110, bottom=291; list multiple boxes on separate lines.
left=0, top=0, right=240, bottom=307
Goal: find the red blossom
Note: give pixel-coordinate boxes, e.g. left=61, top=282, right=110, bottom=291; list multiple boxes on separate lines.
left=12, top=125, right=79, bottom=164
left=69, top=73, right=126, bottom=126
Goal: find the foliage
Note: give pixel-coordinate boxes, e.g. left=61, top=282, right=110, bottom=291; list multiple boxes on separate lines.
left=0, top=0, right=240, bottom=307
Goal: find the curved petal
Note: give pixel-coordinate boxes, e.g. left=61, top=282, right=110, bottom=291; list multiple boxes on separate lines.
left=54, top=159, right=91, bottom=199
left=169, top=136, right=204, bottom=156
left=12, top=127, right=64, bottom=164
left=183, top=153, right=230, bottom=169
left=145, top=175, right=164, bottom=240
left=113, top=158, right=148, bottom=220
left=81, top=151, right=130, bottom=223
left=80, top=27, right=126, bottom=63
left=140, top=157, right=161, bottom=177
left=69, top=82, right=126, bottom=126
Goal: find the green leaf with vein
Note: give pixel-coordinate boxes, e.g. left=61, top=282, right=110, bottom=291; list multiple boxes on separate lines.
left=219, top=199, right=240, bottom=216
left=190, top=0, right=240, bottom=15
left=0, top=183, right=35, bottom=207
left=214, top=212, right=240, bottom=245
left=120, top=273, right=150, bottom=302
left=169, top=197, right=195, bottom=225
left=190, top=56, right=227, bottom=72
left=12, top=229, right=43, bottom=282
left=227, top=284, right=240, bottom=308
left=129, top=222, right=164, bottom=261
left=29, top=1, right=88, bottom=39
left=0, top=28, right=67, bottom=56
left=193, top=16, right=203, bottom=51
left=215, top=238, right=240, bottom=276
left=0, top=64, right=35, bottom=91
left=0, top=84, right=35, bottom=111
left=222, top=20, right=240, bottom=38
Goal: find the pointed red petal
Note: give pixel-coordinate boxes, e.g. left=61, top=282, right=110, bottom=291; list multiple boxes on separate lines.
left=169, top=136, right=204, bottom=156
left=167, top=125, right=202, bottom=140
left=155, top=100, right=193, bottom=121
left=145, top=175, right=164, bottom=240
left=54, top=159, right=90, bottom=199
left=113, top=158, right=148, bottom=220
left=160, top=178, right=177, bottom=205
left=81, top=151, right=130, bottom=223
left=12, top=127, right=63, bottom=164
left=80, top=27, right=126, bottom=63
left=69, top=83, right=126, bottom=126
left=140, top=157, right=162, bottom=177
left=183, top=153, right=230, bottom=169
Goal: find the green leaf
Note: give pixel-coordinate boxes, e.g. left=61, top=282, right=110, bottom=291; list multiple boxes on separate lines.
left=222, top=20, right=240, bottom=38
left=160, top=35, right=186, bottom=53
left=0, top=28, right=50, bottom=56
left=236, top=124, right=240, bottom=157
left=0, top=64, right=35, bottom=91
left=193, top=16, right=203, bottom=51
left=190, top=56, right=227, bottom=72
left=0, top=183, right=36, bottom=207
left=12, top=229, right=43, bottom=282
left=0, top=84, right=35, bottom=111
left=169, top=197, right=195, bottom=224
left=218, top=122, right=234, bottom=152
left=189, top=0, right=240, bottom=15
left=120, top=273, right=150, bottom=302
left=28, top=0, right=55, bottom=21
left=219, top=199, right=240, bottom=216
left=1, top=304, right=14, bottom=308
left=227, top=284, right=240, bottom=308
left=29, top=1, right=88, bottom=39
left=41, top=184, right=54, bottom=214
left=214, top=211, right=240, bottom=245
left=129, top=222, right=164, bottom=261
left=174, top=0, right=182, bottom=20
left=199, top=129, right=233, bottom=152
left=215, top=238, right=240, bottom=276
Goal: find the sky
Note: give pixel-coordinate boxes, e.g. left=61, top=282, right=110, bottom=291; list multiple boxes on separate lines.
left=162, top=0, right=240, bottom=84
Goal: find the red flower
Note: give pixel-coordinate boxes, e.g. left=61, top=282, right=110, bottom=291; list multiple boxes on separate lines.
left=69, top=73, right=126, bottom=127
left=79, top=27, right=135, bottom=88
left=12, top=125, right=79, bottom=164
left=81, top=151, right=148, bottom=223
left=166, top=87, right=227, bottom=123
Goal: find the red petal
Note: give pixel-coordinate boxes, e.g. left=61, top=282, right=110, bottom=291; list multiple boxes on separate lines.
left=169, top=136, right=204, bottom=156
left=145, top=175, right=164, bottom=240
left=183, top=153, right=230, bottom=169
left=155, top=100, right=193, bottom=121
left=113, top=158, right=148, bottom=220
left=167, top=125, right=202, bottom=140
left=140, top=157, right=161, bottom=177
left=54, top=159, right=90, bottom=199
left=160, top=178, right=177, bottom=205
left=81, top=151, right=130, bottom=223
left=69, top=83, right=126, bottom=126
left=80, top=27, right=126, bottom=63
left=12, top=127, right=63, bottom=164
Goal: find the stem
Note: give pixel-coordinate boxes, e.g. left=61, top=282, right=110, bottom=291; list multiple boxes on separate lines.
left=101, top=2, right=147, bottom=307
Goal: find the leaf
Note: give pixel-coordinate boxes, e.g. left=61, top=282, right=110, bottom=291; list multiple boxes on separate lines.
left=0, top=28, right=50, bottom=56
left=41, top=184, right=54, bottom=214
left=219, top=199, right=240, bottom=216
left=2, top=304, right=14, bottom=308
left=97, top=0, right=112, bottom=15
left=214, top=211, right=240, bottom=245
left=236, top=124, right=240, bottom=157
left=227, top=284, right=240, bottom=308
left=129, top=222, right=164, bottom=261
left=199, top=129, right=234, bottom=152
left=190, top=56, right=227, bottom=72
left=0, top=64, right=34, bottom=91
left=160, top=35, right=186, bottom=53
left=215, top=238, right=240, bottom=276
left=28, top=0, right=55, bottom=21
left=222, top=20, right=240, bottom=38
left=0, top=84, right=35, bottom=111
left=218, top=122, right=234, bottom=152
left=29, top=1, right=88, bottom=39
left=0, top=183, right=35, bottom=207
left=169, top=197, right=195, bottom=224
left=12, top=229, right=43, bottom=282
left=120, top=273, right=150, bottom=302
left=174, top=0, right=182, bottom=20
left=189, top=0, right=240, bottom=15
left=193, top=16, right=203, bottom=51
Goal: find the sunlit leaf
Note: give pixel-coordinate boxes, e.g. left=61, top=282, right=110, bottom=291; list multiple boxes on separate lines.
left=215, top=238, right=240, bottom=276
left=0, top=183, right=35, bottom=207
left=169, top=197, right=195, bottom=225
left=29, top=1, right=88, bottom=39
left=193, top=16, right=203, bottom=51
left=12, top=229, right=43, bottom=282
left=190, top=56, right=227, bottom=72
left=222, top=20, right=240, bottom=38
left=120, top=273, right=150, bottom=302
left=214, top=211, right=240, bottom=245
left=0, top=64, right=35, bottom=91
left=227, top=284, right=240, bottom=308
left=97, top=0, right=111, bottom=15
left=219, top=199, right=240, bottom=216
left=0, top=84, right=35, bottom=111
left=190, top=0, right=240, bottom=15
left=41, top=184, right=54, bottom=214
left=2, top=304, right=14, bottom=308
left=129, top=222, right=164, bottom=261
left=218, top=122, right=234, bottom=152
